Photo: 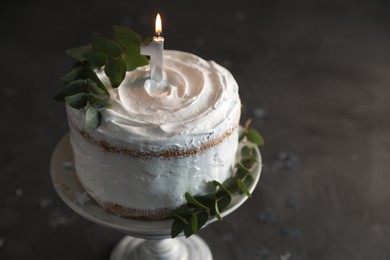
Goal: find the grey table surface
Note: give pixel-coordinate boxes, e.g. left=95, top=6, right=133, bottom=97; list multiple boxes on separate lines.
left=1, top=0, right=390, bottom=259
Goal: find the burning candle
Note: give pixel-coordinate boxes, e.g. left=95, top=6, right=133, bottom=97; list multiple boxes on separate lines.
left=141, top=13, right=164, bottom=82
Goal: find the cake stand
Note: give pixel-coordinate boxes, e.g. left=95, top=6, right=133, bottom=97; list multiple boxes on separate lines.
left=50, top=134, right=262, bottom=260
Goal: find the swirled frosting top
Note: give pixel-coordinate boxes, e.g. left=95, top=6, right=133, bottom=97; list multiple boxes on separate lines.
left=68, top=50, right=241, bottom=150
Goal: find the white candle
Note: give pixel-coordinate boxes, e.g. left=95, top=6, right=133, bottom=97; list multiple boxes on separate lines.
left=141, top=13, right=164, bottom=82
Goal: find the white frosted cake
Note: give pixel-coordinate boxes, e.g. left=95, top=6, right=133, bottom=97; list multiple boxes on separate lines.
left=66, top=50, right=241, bottom=219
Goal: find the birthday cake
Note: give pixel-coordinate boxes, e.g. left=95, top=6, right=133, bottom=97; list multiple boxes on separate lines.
left=65, top=50, right=241, bottom=220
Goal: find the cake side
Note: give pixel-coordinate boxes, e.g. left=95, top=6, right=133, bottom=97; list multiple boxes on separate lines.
left=68, top=123, right=239, bottom=219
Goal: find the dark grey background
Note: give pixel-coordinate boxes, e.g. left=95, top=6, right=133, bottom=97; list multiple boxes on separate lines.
left=1, top=0, right=390, bottom=259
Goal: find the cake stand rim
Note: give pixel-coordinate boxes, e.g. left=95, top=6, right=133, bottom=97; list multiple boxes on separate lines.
left=50, top=132, right=262, bottom=239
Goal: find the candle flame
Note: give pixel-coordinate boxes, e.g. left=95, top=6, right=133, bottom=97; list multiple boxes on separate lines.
left=155, top=13, right=162, bottom=36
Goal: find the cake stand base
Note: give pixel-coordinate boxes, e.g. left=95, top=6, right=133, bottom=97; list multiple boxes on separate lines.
left=110, top=235, right=212, bottom=260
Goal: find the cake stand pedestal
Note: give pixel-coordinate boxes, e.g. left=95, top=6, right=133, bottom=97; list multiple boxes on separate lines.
left=50, top=134, right=262, bottom=260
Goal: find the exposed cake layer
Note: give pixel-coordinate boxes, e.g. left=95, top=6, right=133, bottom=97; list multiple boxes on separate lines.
left=66, top=50, right=241, bottom=219
left=69, top=126, right=239, bottom=219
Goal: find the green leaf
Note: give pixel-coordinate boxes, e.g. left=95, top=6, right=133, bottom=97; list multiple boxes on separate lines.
left=196, top=211, right=209, bottom=231
left=241, top=157, right=256, bottom=170
left=185, top=192, right=210, bottom=211
left=87, top=94, right=109, bottom=108
left=87, top=80, right=105, bottom=95
left=113, top=25, right=141, bottom=48
left=243, top=175, right=254, bottom=189
left=88, top=70, right=110, bottom=96
left=105, top=58, right=126, bottom=88
left=241, top=146, right=251, bottom=158
left=88, top=94, right=102, bottom=104
left=54, top=79, right=88, bottom=101
left=91, top=37, right=123, bottom=58
left=222, top=177, right=239, bottom=193
left=236, top=162, right=251, bottom=174
left=123, top=44, right=149, bottom=70
left=191, top=213, right=198, bottom=234
left=214, top=199, right=223, bottom=220
left=251, top=147, right=259, bottom=160
left=183, top=223, right=193, bottom=238
left=247, top=128, right=264, bottom=146
left=236, top=162, right=251, bottom=176
left=83, top=49, right=107, bottom=68
left=174, top=214, right=189, bottom=225
left=65, top=46, right=91, bottom=60
left=169, top=208, right=192, bottom=218
left=171, top=220, right=184, bottom=238
left=85, top=107, right=101, bottom=131
left=61, top=63, right=89, bottom=84
left=212, top=180, right=231, bottom=195
left=217, top=193, right=232, bottom=212
left=237, top=179, right=251, bottom=197
left=64, top=93, right=87, bottom=109
left=193, top=194, right=215, bottom=207
left=97, top=101, right=112, bottom=111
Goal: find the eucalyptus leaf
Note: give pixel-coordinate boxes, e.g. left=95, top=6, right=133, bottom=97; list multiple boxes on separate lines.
left=194, top=194, right=215, bottom=211
left=185, top=192, right=210, bottom=211
left=237, top=179, right=251, bottom=197
left=87, top=80, right=105, bottom=95
left=105, top=58, right=126, bottom=88
left=197, top=211, right=209, bottom=231
left=222, top=177, right=239, bottom=193
left=85, top=107, right=101, bottom=131
left=169, top=208, right=192, bottom=218
left=61, top=63, right=89, bottom=84
left=91, top=97, right=111, bottom=110
left=53, top=79, right=88, bottom=101
left=174, top=214, right=189, bottom=225
left=244, top=175, right=254, bottom=188
left=191, top=213, right=198, bottom=234
left=241, top=146, right=251, bottom=158
left=64, top=93, right=87, bottom=109
left=65, top=46, right=91, bottom=60
left=214, top=199, right=223, bottom=220
left=91, top=37, right=123, bottom=57
left=99, top=103, right=113, bottom=110
left=113, top=25, right=141, bottom=48
left=212, top=180, right=231, bottom=195
left=171, top=220, right=184, bottom=238
left=123, top=44, right=149, bottom=70
left=241, top=157, right=256, bottom=169
left=236, top=162, right=251, bottom=174
left=88, top=70, right=110, bottom=96
left=183, top=222, right=193, bottom=238
left=247, top=128, right=264, bottom=146
left=83, top=49, right=107, bottom=68
left=88, top=94, right=103, bottom=105
left=217, top=193, right=232, bottom=212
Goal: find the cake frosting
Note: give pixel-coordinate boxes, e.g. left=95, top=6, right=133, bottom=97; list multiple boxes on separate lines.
left=66, top=50, right=241, bottom=219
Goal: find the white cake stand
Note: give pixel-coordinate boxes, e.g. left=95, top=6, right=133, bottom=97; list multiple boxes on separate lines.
left=50, top=134, right=262, bottom=260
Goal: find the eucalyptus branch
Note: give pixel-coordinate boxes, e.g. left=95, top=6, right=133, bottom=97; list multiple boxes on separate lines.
left=170, top=121, right=264, bottom=238
left=54, top=26, right=149, bottom=130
